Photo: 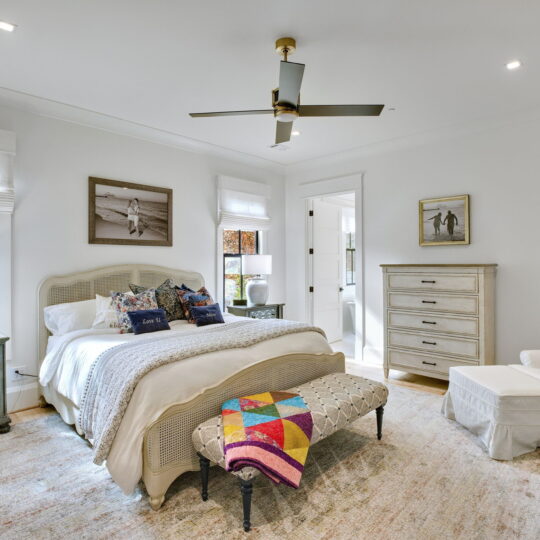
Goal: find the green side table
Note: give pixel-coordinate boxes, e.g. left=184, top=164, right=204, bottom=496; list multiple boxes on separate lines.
left=226, top=304, right=285, bottom=320
left=0, top=337, right=10, bottom=434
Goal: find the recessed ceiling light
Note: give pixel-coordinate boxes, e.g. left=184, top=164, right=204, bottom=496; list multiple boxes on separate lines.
left=291, top=130, right=300, bottom=136
left=0, top=20, right=16, bottom=32
left=506, top=60, right=522, bottom=70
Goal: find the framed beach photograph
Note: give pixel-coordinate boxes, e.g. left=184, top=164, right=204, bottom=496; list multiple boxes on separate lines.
left=89, top=177, right=172, bottom=246
left=419, top=194, right=470, bottom=246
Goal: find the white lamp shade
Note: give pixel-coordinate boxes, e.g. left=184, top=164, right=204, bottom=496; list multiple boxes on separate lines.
left=241, top=255, right=272, bottom=275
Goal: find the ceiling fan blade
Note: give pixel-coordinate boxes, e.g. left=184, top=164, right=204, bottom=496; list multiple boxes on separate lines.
left=298, top=104, right=384, bottom=117
left=275, top=121, right=293, bottom=144
left=190, top=109, right=273, bottom=118
left=278, top=61, right=305, bottom=106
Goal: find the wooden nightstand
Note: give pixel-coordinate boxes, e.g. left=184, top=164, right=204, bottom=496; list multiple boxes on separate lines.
left=0, top=337, right=10, bottom=434
left=227, top=304, right=285, bottom=320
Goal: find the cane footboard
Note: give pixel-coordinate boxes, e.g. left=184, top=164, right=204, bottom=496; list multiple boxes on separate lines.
left=142, top=351, right=345, bottom=508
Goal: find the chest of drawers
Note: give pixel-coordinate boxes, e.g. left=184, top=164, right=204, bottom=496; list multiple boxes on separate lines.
left=381, top=265, right=496, bottom=380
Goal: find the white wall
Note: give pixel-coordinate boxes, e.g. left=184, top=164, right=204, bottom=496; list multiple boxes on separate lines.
left=285, top=114, right=540, bottom=366
left=0, top=105, right=285, bottom=410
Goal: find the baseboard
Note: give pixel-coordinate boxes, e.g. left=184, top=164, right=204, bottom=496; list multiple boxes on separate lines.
left=6, top=382, right=40, bottom=412
left=363, top=346, right=383, bottom=366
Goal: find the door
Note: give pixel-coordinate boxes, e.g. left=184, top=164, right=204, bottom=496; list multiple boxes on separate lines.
left=310, top=199, right=342, bottom=342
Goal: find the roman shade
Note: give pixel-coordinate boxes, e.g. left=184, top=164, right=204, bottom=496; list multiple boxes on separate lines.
left=217, top=175, right=271, bottom=231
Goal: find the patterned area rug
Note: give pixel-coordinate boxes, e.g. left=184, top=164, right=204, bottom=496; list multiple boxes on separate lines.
left=1, top=385, right=539, bottom=540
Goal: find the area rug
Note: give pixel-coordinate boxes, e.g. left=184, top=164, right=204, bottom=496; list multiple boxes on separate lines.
left=1, top=385, right=538, bottom=540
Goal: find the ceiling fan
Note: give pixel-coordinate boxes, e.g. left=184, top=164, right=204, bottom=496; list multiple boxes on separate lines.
left=189, top=37, right=384, bottom=145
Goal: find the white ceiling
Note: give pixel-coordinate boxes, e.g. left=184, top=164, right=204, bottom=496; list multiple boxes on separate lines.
left=0, top=0, right=538, bottom=165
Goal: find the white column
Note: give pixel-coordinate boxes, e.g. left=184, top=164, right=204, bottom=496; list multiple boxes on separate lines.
left=0, top=130, right=16, bottom=363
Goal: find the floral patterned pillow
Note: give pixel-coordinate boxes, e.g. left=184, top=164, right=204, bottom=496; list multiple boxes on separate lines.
left=111, top=289, right=158, bottom=333
left=177, top=287, right=214, bottom=323
left=129, top=279, right=185, bottom=321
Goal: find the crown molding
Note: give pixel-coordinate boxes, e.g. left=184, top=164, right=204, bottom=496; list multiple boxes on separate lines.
left=0, top=86, right=286, bottom=175
left=285, top=105, right=540, bottom=177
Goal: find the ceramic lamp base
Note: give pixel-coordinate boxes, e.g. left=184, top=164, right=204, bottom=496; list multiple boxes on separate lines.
left=245, top=278, right=269, bottom=307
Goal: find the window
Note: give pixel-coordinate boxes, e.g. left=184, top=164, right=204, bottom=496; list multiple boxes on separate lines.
left=223, top=230, right=260, bottom=305
left=346, top=232, right=356, bottom=285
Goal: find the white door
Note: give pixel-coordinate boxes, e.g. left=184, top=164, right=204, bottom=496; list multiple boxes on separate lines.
left=310, top=199, right=342, bottom=342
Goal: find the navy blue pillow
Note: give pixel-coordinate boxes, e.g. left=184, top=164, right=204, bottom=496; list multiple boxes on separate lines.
left=127, top=309, right=171, bottom=335
left=190, top=303, right=225, bottom=327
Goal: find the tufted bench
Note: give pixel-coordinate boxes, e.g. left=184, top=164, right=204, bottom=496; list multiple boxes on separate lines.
left=192, top=372, right=388, bottom=531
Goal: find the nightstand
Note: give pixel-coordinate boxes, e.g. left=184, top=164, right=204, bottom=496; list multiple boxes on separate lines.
left=0, top=337, right=10, bottom=434
left=227, top=304, right=285, bottom=320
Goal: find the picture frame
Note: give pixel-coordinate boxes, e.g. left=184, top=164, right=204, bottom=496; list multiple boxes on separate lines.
left=89, top=177, right=172, bottom=246
left=419, top=194, right=470, bottom=246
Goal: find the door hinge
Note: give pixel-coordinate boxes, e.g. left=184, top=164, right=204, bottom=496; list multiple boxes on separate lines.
left=308, top=210, right=314, bottom=216
left=309, top=286, right=314, bottom=293
left=309, top=248, right=314, bottom=255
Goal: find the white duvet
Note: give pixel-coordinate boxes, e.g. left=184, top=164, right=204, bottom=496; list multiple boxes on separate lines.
left=40, top=314, right=332, bottom=493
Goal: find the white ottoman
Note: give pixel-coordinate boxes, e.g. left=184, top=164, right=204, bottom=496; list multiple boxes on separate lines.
left=442, top=365, right=540, bottom=460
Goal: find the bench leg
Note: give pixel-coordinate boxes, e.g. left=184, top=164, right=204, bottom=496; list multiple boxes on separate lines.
left=197, top=453, right=210, bottom=501
left=239, top=479, right=253, bottom=532
left=376, top=405, right=384, bottom=440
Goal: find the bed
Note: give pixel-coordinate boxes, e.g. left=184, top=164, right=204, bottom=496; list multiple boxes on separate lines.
left=37, top=264, right=345, bottom=509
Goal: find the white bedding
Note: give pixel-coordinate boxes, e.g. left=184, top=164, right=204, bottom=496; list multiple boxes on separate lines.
left=40, top=314, right=332, bottom=493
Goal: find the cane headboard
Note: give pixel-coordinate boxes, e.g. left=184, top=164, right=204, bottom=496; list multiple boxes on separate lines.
left=37, top=264, right=205, bottom=365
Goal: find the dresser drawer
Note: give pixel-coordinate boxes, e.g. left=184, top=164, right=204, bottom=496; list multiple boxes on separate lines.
left=388, top=349, right=477, bottom=377
left=387, top=273, right=478, bottom=293
left=388, top=292, right=478, bottom=315
left=387, top=310, right=479, bottom=337
left=388, top=329, right=479, bottom=359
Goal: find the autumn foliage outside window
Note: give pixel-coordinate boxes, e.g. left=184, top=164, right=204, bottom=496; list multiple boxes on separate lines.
left=223, top=230, right=260, bottom=304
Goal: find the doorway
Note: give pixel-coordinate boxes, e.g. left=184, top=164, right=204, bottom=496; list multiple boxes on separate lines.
left=307, top=192, right=356, bottom=358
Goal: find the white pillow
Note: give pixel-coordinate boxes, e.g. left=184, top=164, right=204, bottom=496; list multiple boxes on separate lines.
left=520, top=350, right=540, bottom=368
left=44, top=299, right=96, bottom=336
left=92, top=293, right=130, bottom=329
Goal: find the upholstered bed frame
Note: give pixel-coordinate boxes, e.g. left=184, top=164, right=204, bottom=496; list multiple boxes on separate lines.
left=38, top=264, right=345, bottom=509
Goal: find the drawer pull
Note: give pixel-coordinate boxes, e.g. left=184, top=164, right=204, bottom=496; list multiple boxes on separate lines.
left=422, top=340, right=437, bottom=345
left=422, top=361, right=437, bottom=366
left=421, top=280, right=436, bottom=284
left=422, top=300, right=437, bottom=304
left=422, top=320, right=437, bottom=325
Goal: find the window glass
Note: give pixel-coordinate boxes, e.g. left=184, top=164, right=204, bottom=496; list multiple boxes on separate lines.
left=223, top=230, right=260, bottom=305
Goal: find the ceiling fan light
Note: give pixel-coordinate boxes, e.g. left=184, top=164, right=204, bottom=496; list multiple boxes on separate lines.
left=276, top=111, right=298, bottom=122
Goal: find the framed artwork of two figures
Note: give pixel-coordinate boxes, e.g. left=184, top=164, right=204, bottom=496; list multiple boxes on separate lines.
left=89, top=177, right=172, bottom=246
left=419, top=194, right=470, bottom=246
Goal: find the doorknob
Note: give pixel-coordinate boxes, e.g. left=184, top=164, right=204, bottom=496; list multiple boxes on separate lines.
left=339, top=287, right=344, bottom=292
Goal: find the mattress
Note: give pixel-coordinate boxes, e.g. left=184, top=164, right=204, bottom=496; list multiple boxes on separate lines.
left=40, top=314, right=332, bottom=492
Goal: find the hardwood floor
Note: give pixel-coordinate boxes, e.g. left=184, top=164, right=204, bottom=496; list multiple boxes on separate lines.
left=9, top=405, right=56, bottom=425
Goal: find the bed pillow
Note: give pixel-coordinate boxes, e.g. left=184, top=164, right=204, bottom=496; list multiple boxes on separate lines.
left=127, top=309, right=170, bottom=335
left=111, top=289, right=158, bottom=333
left=92, top=294, right=123, bottom=329
left=177, top=286, right=215, bottom=323
left=129, top=279, right=185, bottom=321
left=190, top=303, right=225, bottom=327
left=44, top=299, right=96, bottom=336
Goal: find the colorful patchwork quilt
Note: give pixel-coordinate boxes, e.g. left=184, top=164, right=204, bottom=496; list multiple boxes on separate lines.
left=222, top=391, right=313, bottom=488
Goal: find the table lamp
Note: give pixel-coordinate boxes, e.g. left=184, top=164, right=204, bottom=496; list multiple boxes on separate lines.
left=241, top=255, right=272, bottom=306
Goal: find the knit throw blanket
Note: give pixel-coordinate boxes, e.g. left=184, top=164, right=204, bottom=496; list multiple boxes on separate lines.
left=223, top=391, right=313, bottom=488
left=79, top=319, right=325, bottom=465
